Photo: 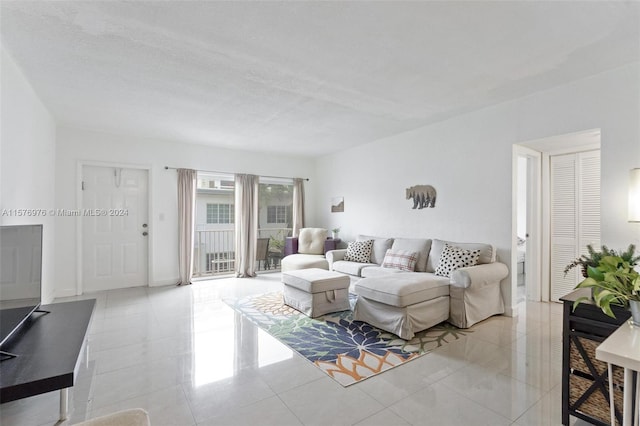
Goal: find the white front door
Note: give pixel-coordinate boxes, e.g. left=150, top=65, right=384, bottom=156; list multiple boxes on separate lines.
left=82, top=166, right=149, bottom=292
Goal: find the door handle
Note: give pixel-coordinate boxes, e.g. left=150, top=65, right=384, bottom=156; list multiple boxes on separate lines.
left=142, top=224, right=148, bottom=228
left=142, top=231, right=148, bottom=236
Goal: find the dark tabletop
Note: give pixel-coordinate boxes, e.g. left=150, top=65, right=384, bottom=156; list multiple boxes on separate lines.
left=0, top=299, right=95, bottom=403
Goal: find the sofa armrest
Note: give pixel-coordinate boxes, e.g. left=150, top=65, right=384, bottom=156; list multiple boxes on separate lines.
left=326, top=249, right=347, bottom=270
left=450, top=262, right=508, bottom=289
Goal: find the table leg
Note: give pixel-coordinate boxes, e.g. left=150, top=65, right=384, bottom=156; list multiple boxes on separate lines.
left=59, top=388, right=69, bottom=421
left=609, top=363, right=616, bottom=426
left=635, top=373, right=639, bottom=426
left=624, top=367, right=633, bottom=426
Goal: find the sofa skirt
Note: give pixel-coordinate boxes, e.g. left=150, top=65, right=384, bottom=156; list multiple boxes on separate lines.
left=353, top=295, right=450, bottom=340
left=448, top=282, right=504, bottom=328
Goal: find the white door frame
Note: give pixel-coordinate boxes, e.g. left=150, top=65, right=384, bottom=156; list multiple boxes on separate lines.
left=76, top=161, right=154, bottom=295
left=512, top=129, right=601, bottom=307
left=512, top=145, right=542, bottom=306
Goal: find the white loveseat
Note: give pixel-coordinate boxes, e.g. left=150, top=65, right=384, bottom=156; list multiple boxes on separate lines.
left=326, top=236, right=508, bottom=329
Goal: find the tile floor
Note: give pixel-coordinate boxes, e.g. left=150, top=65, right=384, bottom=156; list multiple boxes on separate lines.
left=1, top=274, right=593, bottom=426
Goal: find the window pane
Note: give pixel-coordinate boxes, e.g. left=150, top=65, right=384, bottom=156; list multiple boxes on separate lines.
left=206, top=204, right=217, bottom=223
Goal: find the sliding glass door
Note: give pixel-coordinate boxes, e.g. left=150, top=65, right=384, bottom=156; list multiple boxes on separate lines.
left=257, top=178, right=294, bottom=272
left=193, top=172, right=235, bottom=277
left=192, top=173, right=294, bottom=277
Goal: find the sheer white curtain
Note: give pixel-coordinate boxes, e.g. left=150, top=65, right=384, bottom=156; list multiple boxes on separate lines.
left=292, top=178, right=305, bottom=237
left=234, top=174, right=259, bottom=277
left=177, top=168, right=197, bottom=285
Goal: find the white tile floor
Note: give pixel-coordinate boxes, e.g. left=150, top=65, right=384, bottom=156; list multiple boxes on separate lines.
left=1, top=274, right=592, bottom=426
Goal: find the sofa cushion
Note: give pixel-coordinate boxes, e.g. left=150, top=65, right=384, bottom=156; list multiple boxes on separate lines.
left=426, top=239, right=495, bottom=272
left=360, top=265, right=405, bottom=278
left=355, top=274, right=450, bottom=308
left=297, top=228, right=328, bottom=255
left=344, top=240, right=373, bottom=263
left=332, top=260, right=376, bottom=276
left=357, top=235, right=394, bottom=265
left=435, top=243, right=481, bottom=277
left=390, top=238, right=431, bottom=272
left=381, top=249, right=418, bottom=272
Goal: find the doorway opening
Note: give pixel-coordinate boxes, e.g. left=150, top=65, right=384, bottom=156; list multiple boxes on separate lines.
left=513, top=147, right=541, bottom=305
left=513, top=129, right=601, bottom=306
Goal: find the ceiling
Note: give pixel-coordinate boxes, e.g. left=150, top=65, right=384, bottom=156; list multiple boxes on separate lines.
left=1, top=1, right=639, bottom=157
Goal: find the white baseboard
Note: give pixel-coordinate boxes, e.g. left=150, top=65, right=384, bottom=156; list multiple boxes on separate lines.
left=53, top=287, right=78, bottom=300
left=150, top=278, right=180, bottom=287
left=504, top=306, right=518, bottom=317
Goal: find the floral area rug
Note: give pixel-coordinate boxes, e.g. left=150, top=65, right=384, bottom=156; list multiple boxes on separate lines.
left=224, top=292, right=471, bottom=386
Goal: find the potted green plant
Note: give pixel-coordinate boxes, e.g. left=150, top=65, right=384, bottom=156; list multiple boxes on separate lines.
left=564, top=244, right=640, bottom=278
left=331, top=227, right=341, bottom=240
left=573, top=255, right=640, bottom=325
left=269, top=229, right=287, bottom=254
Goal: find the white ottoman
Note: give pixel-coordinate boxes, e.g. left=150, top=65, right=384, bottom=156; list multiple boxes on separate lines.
left=282, top=268, right=350, bottom=318
left=354, top=274, right=450, bottom=339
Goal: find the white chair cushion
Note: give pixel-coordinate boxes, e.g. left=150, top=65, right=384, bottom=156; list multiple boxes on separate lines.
left=281, top=254, right=329, bottom=272
left=298, top=228, right=328, bottom=255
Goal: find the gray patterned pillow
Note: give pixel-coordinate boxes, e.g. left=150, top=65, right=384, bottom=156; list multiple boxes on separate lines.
left=344, top=240, right=374, bottom=263
left=435, top=243, right=481, bottom=277
left=382, top=249, right=418, bottom=272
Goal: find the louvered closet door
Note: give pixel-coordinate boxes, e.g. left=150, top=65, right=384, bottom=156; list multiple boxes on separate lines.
left=550, top=151, right=600, bottom=301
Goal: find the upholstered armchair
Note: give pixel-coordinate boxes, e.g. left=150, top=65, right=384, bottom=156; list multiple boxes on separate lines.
left=281, top=228, right=338, bottom=272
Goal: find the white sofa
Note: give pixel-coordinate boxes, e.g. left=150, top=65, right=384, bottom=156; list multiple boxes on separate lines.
left=326, top=236, right=508, bottom=329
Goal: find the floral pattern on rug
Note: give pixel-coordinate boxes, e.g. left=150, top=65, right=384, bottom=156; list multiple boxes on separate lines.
left=225, top=292, right=471, bottom=386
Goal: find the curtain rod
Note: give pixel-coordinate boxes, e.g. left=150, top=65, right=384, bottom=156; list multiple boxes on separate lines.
left=164, top=166, right=309, bottom=182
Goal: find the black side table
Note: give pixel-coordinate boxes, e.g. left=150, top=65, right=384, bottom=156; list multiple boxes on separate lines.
left=0, top=299, right=95, bottom=421
left=561, top=289, right=631, bottom=425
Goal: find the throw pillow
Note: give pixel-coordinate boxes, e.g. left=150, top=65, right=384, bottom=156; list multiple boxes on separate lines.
left=381, top=249, right=418, bottom=272
left=435, top=243, right=481, bottom=277
left=344, top=240, right=374, bottom=263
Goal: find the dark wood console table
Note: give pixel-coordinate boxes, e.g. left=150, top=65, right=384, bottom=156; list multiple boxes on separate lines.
left=561, top=289, right=631, bottom=425
left=0, top=299, right=95, bottom=421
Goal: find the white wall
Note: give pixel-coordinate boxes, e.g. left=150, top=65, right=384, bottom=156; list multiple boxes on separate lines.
left=55, top=127, right=316, bottom=296
left=315, top=62, right=640, bottom=315
left=0, top=46, right=57, bottom=303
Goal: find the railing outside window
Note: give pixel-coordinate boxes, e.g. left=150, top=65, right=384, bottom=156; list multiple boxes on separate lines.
left=192, top=227, right=291, bottom=277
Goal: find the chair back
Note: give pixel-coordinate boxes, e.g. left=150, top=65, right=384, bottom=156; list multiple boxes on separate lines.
left=298, top=228, right=328, bottom=255
left=256, top=238, right=270, bottom=261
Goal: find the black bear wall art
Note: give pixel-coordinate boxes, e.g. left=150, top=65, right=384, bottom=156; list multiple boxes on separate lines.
left=406, top=185, right=437, bottom=209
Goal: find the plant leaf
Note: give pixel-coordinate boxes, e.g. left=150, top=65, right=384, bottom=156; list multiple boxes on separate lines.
left=587, top=266, right=604, bottom=281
